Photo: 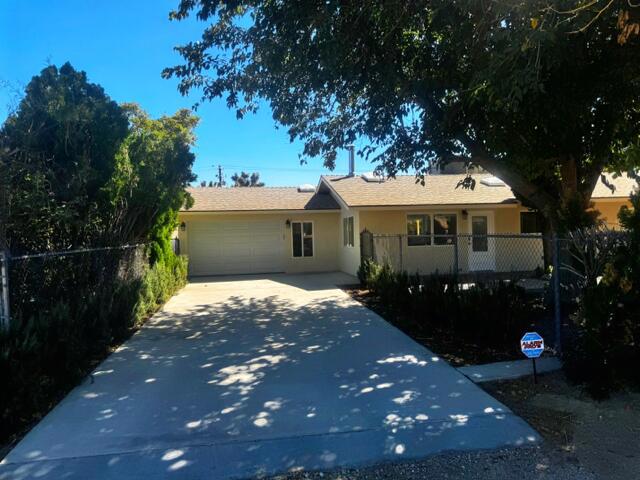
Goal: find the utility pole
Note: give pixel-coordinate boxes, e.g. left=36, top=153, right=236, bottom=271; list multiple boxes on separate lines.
left=216, top=165, right=225, bottom=187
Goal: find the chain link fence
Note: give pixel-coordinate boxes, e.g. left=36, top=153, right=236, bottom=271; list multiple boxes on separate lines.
left=0, top=244, right=158, bottom=443
left=0, top=244, right=147, bottom=334
left=361, top=232, right=547, bottom=281
left=0, top=251, right=9, bottom=330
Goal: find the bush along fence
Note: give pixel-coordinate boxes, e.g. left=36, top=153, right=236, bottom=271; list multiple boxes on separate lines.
left=0, top=244, right=188, bottom=445
left=360, top=228, right=638, bottom=397
left=357, top=260, right=540, bottom=363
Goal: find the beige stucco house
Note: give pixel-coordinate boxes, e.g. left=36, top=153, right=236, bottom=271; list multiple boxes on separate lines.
left=177, top=173, right=635, bottom=277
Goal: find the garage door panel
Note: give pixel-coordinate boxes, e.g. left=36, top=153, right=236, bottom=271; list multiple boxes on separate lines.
left=252, top=242, right=281, bottom=255
left=188, top=220, right=285, bottom=276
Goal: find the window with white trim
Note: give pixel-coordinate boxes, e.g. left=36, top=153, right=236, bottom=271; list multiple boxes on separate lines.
left=292, top=221, right=313, bottom=257
left=407, top=214, right=431, bottom=246
left=343, top=216, right=354, bottom=247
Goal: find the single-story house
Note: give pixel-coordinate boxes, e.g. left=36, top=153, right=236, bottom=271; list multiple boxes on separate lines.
left=177, top=172, right=635, bottom=277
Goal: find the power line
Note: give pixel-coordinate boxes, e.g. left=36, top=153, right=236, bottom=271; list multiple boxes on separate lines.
left=197, top=164, right=340, bottom=174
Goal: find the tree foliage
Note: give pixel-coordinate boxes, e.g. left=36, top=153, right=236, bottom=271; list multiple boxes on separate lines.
left=231, top=170, right=264, bottom=187
left=555, top=0, right=640, bottom=45
left=0, top=64, right=197, bottom=257
left=108, top=104, right=197, bottom=262
left=164, top=0, right=640, bottom=231
left=1, top=63, right=129, bottom=252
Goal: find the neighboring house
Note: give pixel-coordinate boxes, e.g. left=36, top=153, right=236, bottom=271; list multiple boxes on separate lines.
left=177, top=173, right=635, bottom=277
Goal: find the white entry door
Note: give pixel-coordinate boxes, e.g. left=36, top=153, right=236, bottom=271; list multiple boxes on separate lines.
left=468, top=212, right=496, bottom=271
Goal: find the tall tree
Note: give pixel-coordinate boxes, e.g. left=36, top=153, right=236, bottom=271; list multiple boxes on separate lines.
left=0, top=64, right=197, bottom=258
left=106, top=103, right=197, bottom=261
left=231, top=171, right=265, bottom=187
left=164, top=1, right=640, bottom=232
left=1, top=63, right=129, bottom=252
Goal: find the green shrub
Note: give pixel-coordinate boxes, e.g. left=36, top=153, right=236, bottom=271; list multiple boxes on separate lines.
left=134, top=254, right=188, bottom=324
left=359, top=260, right=533, bottom=352
left=563, top=279, right=638, bottom=398
left=358, top=258, right=381, bottom=289
left=564, top=189, right=640, bottom=397
left=357, top=258, right=372, bottom=285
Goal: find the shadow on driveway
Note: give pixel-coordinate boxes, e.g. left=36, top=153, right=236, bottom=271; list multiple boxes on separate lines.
left=0, top=273, right=539, bottom=479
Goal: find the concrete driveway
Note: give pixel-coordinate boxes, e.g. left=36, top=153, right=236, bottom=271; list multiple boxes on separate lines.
left=1, top=272, right=539, bottom=479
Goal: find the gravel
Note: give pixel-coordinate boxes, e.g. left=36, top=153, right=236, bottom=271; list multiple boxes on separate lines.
left=267, top=445, right=594, bottom=480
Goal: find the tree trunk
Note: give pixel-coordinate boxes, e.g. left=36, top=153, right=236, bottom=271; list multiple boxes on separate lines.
left=540, top=215, right=559, bottom=269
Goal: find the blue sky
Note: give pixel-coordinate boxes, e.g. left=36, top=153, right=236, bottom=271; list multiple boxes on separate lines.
left=0, top=0, right=360, bottom=186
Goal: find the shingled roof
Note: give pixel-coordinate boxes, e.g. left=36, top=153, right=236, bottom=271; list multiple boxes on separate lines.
left=183, top=187, right=339, bottom=212
left=320, top=173, right=518, bottom=207
left=320, top=172, right=637, bottom=208
left=182, top=173, right=635, bottom=212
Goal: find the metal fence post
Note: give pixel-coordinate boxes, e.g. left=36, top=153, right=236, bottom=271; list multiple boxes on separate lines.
left=0, top=250, right=10, bottom=331
left=454, top=236, right=459, bottom=275
left=552, top=234, right=562, bottom=355
left=360, top=230, right=373, bottom=263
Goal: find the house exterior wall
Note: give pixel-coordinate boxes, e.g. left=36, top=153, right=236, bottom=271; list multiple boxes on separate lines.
left=359, top=205, right=527, bottom=235
left=177, top=211, right=340, bottom=275
left=176, top=198, right=631, bottom=277
left=359, top=205, right=543, bottom=275
left=356, top=200, right=631, bottom=235
left=593, top=199, right=632, bottom=229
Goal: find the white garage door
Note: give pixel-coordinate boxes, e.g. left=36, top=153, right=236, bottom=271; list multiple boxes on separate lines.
left=188, top=219, right=285, bottom=276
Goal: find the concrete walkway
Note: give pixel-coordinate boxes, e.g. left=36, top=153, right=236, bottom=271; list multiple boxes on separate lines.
left=459, top=357, right=563, bottom=383
left=1, top=273, right=539, bottom=479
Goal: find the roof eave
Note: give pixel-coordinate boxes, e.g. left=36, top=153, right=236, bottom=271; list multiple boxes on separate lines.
left=179, top=208, right=340, bottom=215
left=351, top=201, right=520, bottom=210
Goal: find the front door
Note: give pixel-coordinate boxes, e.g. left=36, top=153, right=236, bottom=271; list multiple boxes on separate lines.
left=468, top=212, right=496, bottom=271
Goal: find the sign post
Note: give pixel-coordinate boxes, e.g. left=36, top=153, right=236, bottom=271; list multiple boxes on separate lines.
left=520, top=332, right=544, bottom=384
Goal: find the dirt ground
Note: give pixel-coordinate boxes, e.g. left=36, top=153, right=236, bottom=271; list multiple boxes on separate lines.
left=269, top=446, right=592, bottom=480
left=482, top=371, right=640, bottom=480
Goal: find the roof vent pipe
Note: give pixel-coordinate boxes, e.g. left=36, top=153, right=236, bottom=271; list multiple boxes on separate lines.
left=347, top=145, right=355, bottom=177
